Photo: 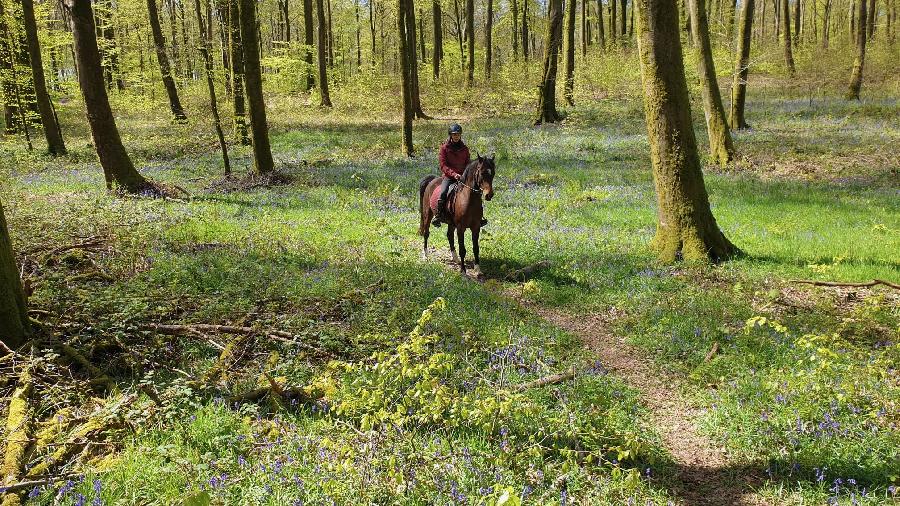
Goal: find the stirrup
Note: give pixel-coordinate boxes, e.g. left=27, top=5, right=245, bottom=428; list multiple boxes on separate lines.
left=432, top=216, right=442, bottom=227
left=480, top=218, right=488, bottom=227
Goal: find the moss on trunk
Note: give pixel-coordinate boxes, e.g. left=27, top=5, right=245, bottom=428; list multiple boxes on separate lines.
left=239, top=0, right=275, bottom=173
left=0, top=202, right=29, bottom=351
left=729, top=0, right=754, bottom=129
left=535, top=0, right=564, bottom=124
left=846, top=0, right=867, bottom=99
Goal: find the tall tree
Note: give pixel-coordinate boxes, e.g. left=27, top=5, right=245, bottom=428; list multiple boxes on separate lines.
left=238, top=0, right=275, bottom=172
left=465, top=0, right=474, bottom=84
left=229, top=0, right=249, bottom=144
left=433, top=0, right=443, bottom=77
left=21, top=0, right=66, bottom=154
left=581, top=0, right=588, bottom=55
left=522, top=0, right=529, bottom=59
left=620, top=0, right=627, bottom=35
left=597, top=0, right=605, bottom=46
left=512, top=0, right=519, bottom=58
left=193, top=0, right=230, bottom=174
left=402, top=0, right=428, bottom=116
left=793, top=0, right=801, bottom=43
left=65, top=0, right=153, bottom=193
left=398, top=0, right=413, bottom=154
left=610, top=0, right=617, bottom=42
left=781, top=0, right=795, bottom=74
left=866, top=0, right=875, bottom=38
left=485, top=0, right=493, bottom=77
left=688, top=0, right=734, bottom=164
left=534, top=0, right=563, bottom=124
left=729, top=0, right=754, bottom=129
left=846, top=0, right=867, bottom=98
left=316, top=0, right=333, bottom=105
left=564, top=0, right=576, bottom=104
left=303, top=0, right=314, bottom=89
left=0, top=199, right=29, bottom=352
left=369, top=0, right=376, bottom=67
left=635, top=0, right=738, bottom=261
left=147, top=0, right=187, bottom=120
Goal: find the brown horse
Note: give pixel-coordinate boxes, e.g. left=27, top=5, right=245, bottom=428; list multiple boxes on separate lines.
left=418, top=155, right=495, bottom=275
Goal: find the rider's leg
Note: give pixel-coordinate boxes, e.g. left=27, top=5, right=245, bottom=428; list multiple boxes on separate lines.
left=432, top=178, right=452, bottom=226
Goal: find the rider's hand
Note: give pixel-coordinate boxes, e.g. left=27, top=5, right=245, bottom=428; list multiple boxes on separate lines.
left=454, top=174, right=462, bottom=181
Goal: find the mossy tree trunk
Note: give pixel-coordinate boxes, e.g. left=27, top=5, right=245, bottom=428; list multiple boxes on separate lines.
left=66, top=0, right=151, bottom=193
left=688, top=0, right=734, bottom=164
left=238, top=0, right=275, bottom=173
left=729, top=0, right=754, bottom=129
left=564, top=0, right=576, bottom=105
left=846, top=0, right=866, bottom=98
left=0, top=200, right=30, bottom=351
left=635, top=0, right=738, bottom=262
left=316, top=0, right=333, bottom=105
left=534, top=0, right=564, bottom=124
left=21, top=0, right=66, bottom=155
left=147, top=0, right=187, bottom=121
left=465, top=0, right=474, bottom=84
left=228, top=0, right=249, bottom=144
left=781, top=0, right=795, bottom=73
left=398, top=0, right=413, bottom=155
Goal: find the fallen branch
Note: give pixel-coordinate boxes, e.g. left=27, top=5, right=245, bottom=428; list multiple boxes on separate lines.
left=2, top=369, right=33, bottom=504
left=146, top=323, right=332, bottom=357
left=0, top=474, right=82, bottom=495
left=789, top=278, right=900, bottom=290
left=504, top=260, right=551, bottom=281
left=229, top=384, right=319, bottom=404
left=704, top=342, right=720, bottom=363
left=512, top=367, right=576, bottom=392
left=56, top=343, right=116, bottom=393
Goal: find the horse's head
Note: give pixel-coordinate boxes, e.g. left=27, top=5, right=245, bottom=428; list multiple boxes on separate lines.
left=476, top=153, right=496, bottom=201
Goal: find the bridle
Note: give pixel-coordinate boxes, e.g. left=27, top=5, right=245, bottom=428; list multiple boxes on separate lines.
left=457, top=158, right=494, bottom=195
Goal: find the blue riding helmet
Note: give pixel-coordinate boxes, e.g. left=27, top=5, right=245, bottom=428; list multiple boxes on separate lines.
left=448, top=123, right=462, bottom=135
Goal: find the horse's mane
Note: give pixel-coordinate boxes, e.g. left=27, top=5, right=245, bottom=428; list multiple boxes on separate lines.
left=461, top=157, right=494, bottom=182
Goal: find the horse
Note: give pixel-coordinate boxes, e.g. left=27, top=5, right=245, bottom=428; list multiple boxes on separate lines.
left=418, top=154, right=495, bottom=275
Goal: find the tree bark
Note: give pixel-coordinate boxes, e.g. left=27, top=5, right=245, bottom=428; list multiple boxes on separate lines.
left=781, top=0, right=795, bottom=74
left=688, top=0, right=734, bottom=164
left=581, top=0, right=588, bottom=55
left=846, top=0, right=866, bottom=98
left=66, top=0, right=152, bottom=193
left=326, top=0, right=334, bottom=66
left=403, top=0, right=428, bottom=116
left=193, top=0, right=230, bottom=174
left=564, top=0, right=576, bottom=105
left=316, top=0, right=332, bottom=105
left=369, top=0, right=376, bottom=67
left=398, top=0, right=413, bottom=155
left=621, top=0, right=627, bottom=35
left=0, top=200, right=29, bottom=351
left=433, top=0, right=443, bottom=77
left=534, top=0, right=563, bottom=124
left=512, top=0, right=520, bottom=58
left=522, top=0, right=530, bottom=60
left=238, top=0, right=275, bottom=172
left=729, top=0, right=754, bottom=129
left=303, top=0, right=315, bottom=88
left=465, top=0, right=474, bottom=84
left=485, top=0, right=493, bottom=78
left=597, top=0, right=606, bottom=46
left=611, top=0, right=617, bottom=43
left=635, top=0, right=738, bottom=262
left=21, top=0, right=67, bottom=154
left=147, top=0, right=187, bottom=120
left=229, top=0, right=249, bottom=144
left=793, top=0, right=801, bottom=43
left=866, top=0, right=875, bottom=38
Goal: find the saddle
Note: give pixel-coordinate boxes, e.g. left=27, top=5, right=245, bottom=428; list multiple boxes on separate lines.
left=429, top=182, right=459, bottom=214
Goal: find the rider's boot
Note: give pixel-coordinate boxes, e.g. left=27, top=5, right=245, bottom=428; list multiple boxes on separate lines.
left=432, top=198, right=445, bottom=227
left=480, top=218, right=488, bottom=227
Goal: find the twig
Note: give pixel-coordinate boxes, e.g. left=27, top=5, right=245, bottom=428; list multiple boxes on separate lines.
left=789, top=278, right=900, bottom=290
left=704, top=341, right=720, bottom=363
left=0, top=474, right=82, bottom=494
left=511, top=367, right=576, bottom=392
left=145, top=323, right=332, bottom=357
left=504, top=260, right=551, bottom=281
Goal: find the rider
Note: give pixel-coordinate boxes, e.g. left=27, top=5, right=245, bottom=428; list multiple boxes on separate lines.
left=433, top=123, right=488, bottom=228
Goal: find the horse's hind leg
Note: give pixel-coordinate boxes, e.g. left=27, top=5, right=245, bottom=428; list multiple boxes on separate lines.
left=447, top=226, right=458, bottom=263
left=422, top=231, right=429, bottom=260
left=456, top=227, right=467, bottom=274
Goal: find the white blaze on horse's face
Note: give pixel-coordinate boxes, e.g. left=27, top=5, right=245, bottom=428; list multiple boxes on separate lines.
left=482, top=155, right=496, bottom=201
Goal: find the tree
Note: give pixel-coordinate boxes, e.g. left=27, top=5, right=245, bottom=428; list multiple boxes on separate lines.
left=729, top=0, right=754, bottom=129
left=433, top=0, right=443, bottom=77
left=0, top=199, right=29, bottom=351
left=597, top=0, right=605, bottom=46
left=238, top=0, right=275, bottom=173
left=634, top=0, right=738, bottom=262
left=846, top=0, right=867, bottom=98
left=465, top=0, right=474, bottom=84
left=522, top=0, right=529, bottom=59
left=485, top=0, right=493, bottom=78
left=303, top=0, right=315, bottom=89
left=193, top=0, right=230, bottom=174
left=512, top=0, right=519, bottom=58
left=401, top=0, right=428, bottom=117
left=534, top=0, right=564, bottom=124
left=316, top=0, right=333, bottom=105
left=147, top=0, right=187, bottom=120
left=65, top=0, right=153, bottom=193
left=21, top=0, right=66, bottom=154
left=564, top=0, right=576, bottom=104
left=688, top=0, right=734, bottom=164
left=398, top=0, right=413, bottom=155
left=228, top=0, right=249, bottom=144
left=781, top=0, right=795, bottom=74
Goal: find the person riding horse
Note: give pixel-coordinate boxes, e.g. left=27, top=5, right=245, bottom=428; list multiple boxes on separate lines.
left=433, top=123, right=488, bottom=228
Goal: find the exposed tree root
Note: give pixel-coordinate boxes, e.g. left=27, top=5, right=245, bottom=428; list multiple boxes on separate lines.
left=789, top=278, right=900, bottom=290
left=2, top=369, right=33, bottom=506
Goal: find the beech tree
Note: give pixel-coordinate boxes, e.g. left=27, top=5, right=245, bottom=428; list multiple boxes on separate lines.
left=846, top=0, right=867, bottom=98
left=238, top=0, right=275, bottom=172
left=466, top=0, right=474, bottom=84
left=398, top=0, right=413, bottom=154
left=535, top=0, right=564, bottom=124
left=729, top=0, right=754, bottom=129
left=635, top=0, right=738, bottom=261
left=229, top=0, right=250, bottom=144
left=303, top=0, right=315, bottom=90
left=317, top=0, right=333, bottom=105
left=147, top=0, right=187, bottom=120
left=781, top=0, right=795, bottom=73
left=21, top=0, right=66, bottom=154
left=0, top=199, right=29, bottom=352
left=564, top=0, right=576, bottom=105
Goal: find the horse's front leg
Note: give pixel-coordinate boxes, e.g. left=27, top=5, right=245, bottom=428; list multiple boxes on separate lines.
left=446, top=226, right=458, bottom=264
left=456, top=227, right=467, bottom=273
left=471, top=226, right=481, bottom=276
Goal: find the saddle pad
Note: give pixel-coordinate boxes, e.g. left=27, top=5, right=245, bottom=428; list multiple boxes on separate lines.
left=429, top=182, right=457, bottom=212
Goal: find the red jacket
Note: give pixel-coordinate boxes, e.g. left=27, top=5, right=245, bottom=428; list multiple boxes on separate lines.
left=439, top=139, right=470, bottom=180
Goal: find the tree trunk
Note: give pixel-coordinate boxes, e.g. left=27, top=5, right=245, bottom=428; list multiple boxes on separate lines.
left=21, top=0, right=67, bottom=154
left=147, top=0, right=187, bottom=120
left=0, top=200, right=29, bottom=351
left=465, top=0, right=474, bottom=84
left=229, top=0, right=249, bottom=144
left=485, top=0, right=493, bottom=77
left=238, top=0, right=275, bottom=172
left=822, top=0, right=830, bottom=46
left=534, top=0, right=563, bottom=124
left=193, top=0, right=230, bottom=174
left=611, top=0, right=617, bottom=43
left=564, top=0, right=576, bottom=104
left=66, top=0, right=152, bottom=193
left=621, top=0, right=627, bottom=35
left=688, top=0, right=734, bottom=164
left=729, top=0, right=754, bottom=129
left=581, top=0, right=588, bottom=55
left=302, top=0, right=314, bottom=89
left=326, top=0, right=334, bottom=67
left=398, top=0, right=413, bottom=155
left=597, top=0, right=606, bottom=46
left=403, top=0, right=428, bottom=116
left=635, top=0, right=738, bottom=262
left=419, top=8, right=426, bottom=62
left=522, top=0, right=529, bottom=60
left=793, top=0, right=801, bottom=43
left=866, top=0, right=875, bottom=37
left=781, top=0, right=795, bottom=74
left=369, top=0, right=376, bottom=67
left=316, top=0, right=333, bottom=105
left=512, top=0, right=520, bottom=58
left=433, top=0, right=442, bottom=76
left=846, top=0, right=866, bottom=98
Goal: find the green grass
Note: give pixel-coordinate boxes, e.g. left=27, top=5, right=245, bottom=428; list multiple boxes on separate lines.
left=2, top=48, right=898, bottom=504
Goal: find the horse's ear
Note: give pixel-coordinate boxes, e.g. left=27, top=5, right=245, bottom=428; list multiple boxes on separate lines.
left=476, top=151, right=481, bottom=160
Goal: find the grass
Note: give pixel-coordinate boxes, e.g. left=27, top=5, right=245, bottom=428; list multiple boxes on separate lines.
left=1, top=41, right=898, bottom=505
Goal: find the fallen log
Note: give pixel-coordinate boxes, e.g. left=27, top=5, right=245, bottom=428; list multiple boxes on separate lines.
left=504, top=260, right=551, bottom=281
left=56, top=344, right=116, bottom=393
left=512, top=367, right=576, bottom=392
left=145, top=323, right=332, bottom=357
left=789, top=278, right=900, bottom=290
left=2, top=369, right=33, bottom=506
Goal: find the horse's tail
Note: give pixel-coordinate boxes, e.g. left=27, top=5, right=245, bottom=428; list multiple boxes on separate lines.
left=418, top=175, right=437, bottom=236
